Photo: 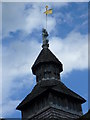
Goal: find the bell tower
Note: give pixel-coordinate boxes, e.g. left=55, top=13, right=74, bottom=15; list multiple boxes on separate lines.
left=16, top=28, right=86, bottom=120
left=32, top=28, right=63, bottom=83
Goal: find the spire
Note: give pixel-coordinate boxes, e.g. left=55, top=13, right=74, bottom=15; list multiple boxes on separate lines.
left=42, top=28, right=49, bottom=49
left=42, top=6, right=52, bottom=49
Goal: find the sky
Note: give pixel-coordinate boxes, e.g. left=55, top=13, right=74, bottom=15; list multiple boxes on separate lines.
left=0, top=1, right=89, bottom=118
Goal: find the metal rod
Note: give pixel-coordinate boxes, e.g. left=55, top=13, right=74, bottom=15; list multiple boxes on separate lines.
left=46, top=14, right=47, bottom=29
left=46, top=6, right=48, bottom=30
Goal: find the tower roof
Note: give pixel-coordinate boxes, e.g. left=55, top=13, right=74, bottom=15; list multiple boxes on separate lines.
left=16, top=80, right=86, bottom=110
left=32, top=48, right=63, bottom=75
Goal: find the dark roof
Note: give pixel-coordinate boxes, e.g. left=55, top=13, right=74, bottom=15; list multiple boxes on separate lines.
left=32, top=48, right=63, bottom=74
left=76, top=110, right=90, bottom=119
left=16, top=80, right=86, bottom=110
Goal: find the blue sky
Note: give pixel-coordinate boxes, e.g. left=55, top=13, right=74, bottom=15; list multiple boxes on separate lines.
left=1, top=2, right=88, bottom=118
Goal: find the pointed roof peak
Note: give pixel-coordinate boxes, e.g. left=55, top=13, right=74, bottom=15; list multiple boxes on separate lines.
left=32, top=48, right=63, bottom=75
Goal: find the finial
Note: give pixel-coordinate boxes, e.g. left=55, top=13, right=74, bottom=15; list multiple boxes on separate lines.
left=42, top=28, right=49, bottom=49
left=45, top=5, right=48, bottom=9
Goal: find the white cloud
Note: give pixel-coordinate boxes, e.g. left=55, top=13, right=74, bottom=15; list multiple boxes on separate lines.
left=2, top=2, right=26, bottom=37
left=2, top=39, right=41, bottom=117
left=2, top=39, right=40, bottom=97
left=2, top=2, right=68, bottom=38
left=50, top=31, right=88, bottom=76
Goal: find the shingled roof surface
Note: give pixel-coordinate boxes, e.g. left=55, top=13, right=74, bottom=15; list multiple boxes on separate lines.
left=16, top=80, right=86, bottom=110
left=32, top=48, right=63, bottom=73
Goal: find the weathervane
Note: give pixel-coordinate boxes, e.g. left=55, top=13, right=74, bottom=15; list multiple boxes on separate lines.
left=44, top=5, right=52, bottom=29
left=42, top=6, right=52, bottom=49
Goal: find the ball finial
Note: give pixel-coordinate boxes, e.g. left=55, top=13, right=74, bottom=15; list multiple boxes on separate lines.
left=46, top=6, right=48, bottom=9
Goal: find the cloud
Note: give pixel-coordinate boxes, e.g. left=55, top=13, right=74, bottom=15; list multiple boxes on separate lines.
left=2, top=39, right=41, bottom=117
left=2, top=2, right=69, bottom=38
left=54, top=12, right=73, bottom=27
left=63, top=13, right=73, bottom=24
left=50, top=31, right=88, bottom=76
left=23, top=4, right=56, bottom=34
left=2, top=2, right=26, bottom=37
left=2, top=39, right=40, bottom=97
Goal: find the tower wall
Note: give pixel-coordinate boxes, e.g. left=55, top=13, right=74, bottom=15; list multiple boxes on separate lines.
left=35, top=63, right=60, bottom=82
left=21, top=91, right=83, bottom=120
